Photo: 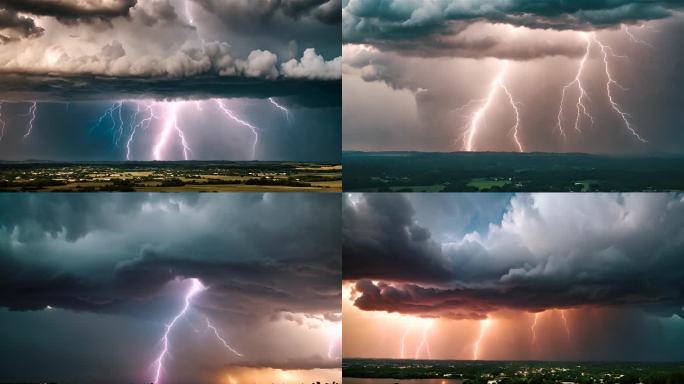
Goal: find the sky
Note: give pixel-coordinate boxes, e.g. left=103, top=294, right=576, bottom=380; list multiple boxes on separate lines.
left=342, top=1, right=684, bottom=154
left=0, top=193, right=342, bottom=384
left=343, top=193, right=684, bottom=361
left=0, top=0, right=341, bottom=161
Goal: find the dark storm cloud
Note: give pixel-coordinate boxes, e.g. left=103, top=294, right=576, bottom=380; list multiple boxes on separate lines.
left=0, top=73, right=341, bottom=107
left=343, top=0, right=684, bottom=43
left=344, top=193, right=684, bottom=319
left=0, top=193, right=341, bottom=318
left=195, top=0, right=341, bottom=26
left=0, top=9, right=43, bottom=42
left=0, top=0, right=136, bottom=22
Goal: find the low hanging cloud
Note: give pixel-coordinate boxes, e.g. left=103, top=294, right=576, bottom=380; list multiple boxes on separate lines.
left=343, top=0, right=684, bottom=43
left=0, top=0, right=137, bottom=22
left=344, top=193, right=684, bottom=320
left=0, top=193, right=341, bottom=319
left=0, top=9, right=44, bottom=42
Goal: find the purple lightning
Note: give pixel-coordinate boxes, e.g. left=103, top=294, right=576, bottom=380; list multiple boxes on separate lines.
left=214, top=99, right=260, bottom=160
left=462, top=60, right=524, bottom=152
left=153, top=278, right=206, bottom=384
left=556, top=33, right=594, bottom=136
left=22, top=102, right=38, bottom=140
left=152, top=102, right=193, bottom=161
left=206, top=318, right=243, bottom=357
left=268, top=97, right=292, bottom=124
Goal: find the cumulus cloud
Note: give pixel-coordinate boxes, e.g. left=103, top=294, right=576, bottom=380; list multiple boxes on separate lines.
left=281, top=48, right=342, bottom=79
left=344, top=193, right=684, bottom=319
left=0, top=9, right=43, bottom=42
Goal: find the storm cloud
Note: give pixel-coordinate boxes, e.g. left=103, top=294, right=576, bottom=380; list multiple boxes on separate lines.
left=343, top=193, right=684, bottom=319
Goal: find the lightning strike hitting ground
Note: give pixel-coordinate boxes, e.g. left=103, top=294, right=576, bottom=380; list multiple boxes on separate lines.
left=268, top=97, right=292, bottom=124
left=215, top=99, right=260, bottom=160
left=152, top=103, right=192, bottom=161
left=91, top=102, right=124, bottom=145
left=22, top=102, right=38, bottom=140
left=560, top=310, right=571, bottom=340
left=153, top=278, right=206, bottom=384
left=400, top=325, right=411, bottom=359
left=463, top=61, right=524, bottom=152
left=206, top=318, right=243, bottom=357
left=531, top=313, right=541, bottom=345
left=592, top=34, right=647, bottom=143
left=415, top=320, right=434, bottom=360
left=473, top=319, right=491, bottom=360
left=556, top=33, right=595, bottom=137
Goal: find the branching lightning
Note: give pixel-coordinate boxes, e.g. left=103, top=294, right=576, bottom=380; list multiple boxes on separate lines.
left=463, top=60, right=524, bottom=152
left=414, top=319, right=434, bottom=360
left=592, top=33, right=647, bottom=143
left=556, top=33, right=594, bottom=136
left=622, top=24, right=654, bottom=48
left=153, top=278, right=206, bottom=384
left=215, top=99, right=260, bottom=160
left=206, top=318, right=243, bottom=357
left=473, top=319, right=491, bottom=360
left=268, top=97, right=292, bottom=124
left=22, top=102, right=38, bottom=140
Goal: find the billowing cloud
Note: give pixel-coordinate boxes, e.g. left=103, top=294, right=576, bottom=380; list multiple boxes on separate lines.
left=0, top=0, right=136, bottom=22
left=282, top=48, right=342, bottom=79
left=343, top=0, right=684, bottom=43
left=0, top=193, right=341, bottom=318
left=344, top=193, right=684, bottom=319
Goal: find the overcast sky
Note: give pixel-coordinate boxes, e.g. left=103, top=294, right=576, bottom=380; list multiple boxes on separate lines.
left=0, top=193, right=341, bottom=384
left=0, top=0, right=341, bottom=161
left=342, top=1, right=684, bottom=154
left=343, top=193, right=684, bottom=361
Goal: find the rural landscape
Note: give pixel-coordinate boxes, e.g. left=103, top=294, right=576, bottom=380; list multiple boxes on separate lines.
left=343, top=359, right=684, bottom=384
left=343, top=152, right=684, bottom=192
left=0, top=161, right=341, bottom=192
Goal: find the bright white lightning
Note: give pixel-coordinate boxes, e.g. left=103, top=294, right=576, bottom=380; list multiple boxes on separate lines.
left=400, top=325, right=410, bottom=359
left=91, top=102, right=124, bottom=145
left=206, top=318, right=243, bottom=357
left=556, top=33, right=595, bottom=137
left=473, top=319, right=491, bottom=360
left=327, top=320, right=342, bottom=360
left=153, top=278, right=206, bottom=384
left=152, top=103, right=192, bottom=161
left=463, top=61, right=523, bottom=152
left=592, top=33, right=647, bottom=143
left=22, top=102, right=38, bottom=140
left=414, top=319, right=434, bottom=360
left=214, top=99, right=259, bottom=160
left=268, top=97, right=291, bottom=124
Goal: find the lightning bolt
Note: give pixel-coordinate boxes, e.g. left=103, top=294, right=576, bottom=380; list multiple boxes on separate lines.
left=268, top=97, right=292, bottom=124
left=152, top=102, right=193, bottom=161
left=414, top=319, right=434, bottom=360
left=473, top=319, right=491, bottom=360
left=400, top=325, right=410, bottom=359
left=556, top=33, right=594, bottom=137
left=592, top=33, right=647, bottom=143
left=91, top=102, right=125, bottom=146
left=327, top=320, right=342, bottom=360
left=206, top=318, right=243, bottom=357
left=153, top=278, right=206, bottom=384
left=215, top=99, right=260, bottom=160
left=22, top=102, right=38, bottom=140
left=463, top=61, right=523, bottom=152
left=126, top=102, right=158, bottom=160
left=622, top=24, right=654, bottom=48
left=0, top=102, right=6, bottom=141
left=531, top=313, right=541, bottom=346
left=560, top=310, right=571, bottom=341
